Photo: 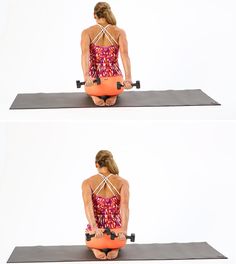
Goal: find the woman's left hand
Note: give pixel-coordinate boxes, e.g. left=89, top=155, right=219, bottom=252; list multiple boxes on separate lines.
left=117, top=231, right=127, bottom=240
left=123, top=80, right=132, bottom=89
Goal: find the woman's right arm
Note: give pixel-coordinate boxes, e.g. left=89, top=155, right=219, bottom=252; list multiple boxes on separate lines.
left=81, top=30, right=93, bottom=85
left=119, top=29, right=132, bottom=89
left=82, top=179, right=97, bottom=230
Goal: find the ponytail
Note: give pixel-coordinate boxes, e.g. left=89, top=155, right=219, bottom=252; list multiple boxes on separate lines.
left=94, top=2, right=117, bottom=25
left=95, top=150, right=119, bottom=175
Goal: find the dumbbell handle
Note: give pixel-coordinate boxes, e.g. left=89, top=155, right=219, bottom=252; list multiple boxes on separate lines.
left=117, top=81, right=140, bottom=89
left=85, top=233, right=95, bottom=241
left=85, top=228, right=112, bottom=241
left=85, top=229, right=135, bottom=242
left=111, top=232, right=135, bottom=242
left=76, top=77, right=101, bottom=88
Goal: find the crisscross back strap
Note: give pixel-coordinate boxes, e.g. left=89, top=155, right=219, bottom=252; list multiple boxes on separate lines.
left=93, top=173, right=120, bottom=196
left=92, top=24, right=118, bottom=46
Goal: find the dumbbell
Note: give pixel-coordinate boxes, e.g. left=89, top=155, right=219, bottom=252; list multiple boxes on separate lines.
left=85, top=228, right=135, bottom=242
left=85, top=228, right=112, bottom=241
left=110, top=231, right=135, bottom=242
left=85, top=233, right=95, bottom=241
left=117, top=80, right=141, bottom=90
left=76, top=77, right=101, bottom=88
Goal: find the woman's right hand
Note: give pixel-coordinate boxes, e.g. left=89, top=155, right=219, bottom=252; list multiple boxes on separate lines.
left=85, top=76, right=94, bottom=87
left=94, top=228, right=104, bottom=238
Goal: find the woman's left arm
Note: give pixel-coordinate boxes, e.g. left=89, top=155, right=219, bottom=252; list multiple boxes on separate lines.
left=82, top=179, right=97, bottom=230
left=120, top=179, right=130, bottom=233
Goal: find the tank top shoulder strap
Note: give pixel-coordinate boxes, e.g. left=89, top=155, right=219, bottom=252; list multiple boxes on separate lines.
left=92, top=173, right=120, bottom=196
left=91, top=24, right=118, bottom=46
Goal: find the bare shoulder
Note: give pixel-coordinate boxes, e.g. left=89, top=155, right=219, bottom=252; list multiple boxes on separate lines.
left=81, top=178, right=89, bottom=188
left=113, top=26, right=126, bottom=36
left=81, top=25, right=95, bottom=35
left=84, top=25, right=100, bottom=33
left=82, top=174, right=97, bottom=187
left=116, top=175, right=129, bottom=186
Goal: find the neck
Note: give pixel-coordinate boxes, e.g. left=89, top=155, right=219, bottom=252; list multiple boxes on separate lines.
left=97, top=19, right=109, bottom=27
left=99, top=171, right=111, bottom=177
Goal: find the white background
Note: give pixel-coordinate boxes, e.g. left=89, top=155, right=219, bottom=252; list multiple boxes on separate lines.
left=0, top=0, right=236, bottom=120
left=0, top=121, right=235, bottom=264
left=0, top=1, right=235, bottom=264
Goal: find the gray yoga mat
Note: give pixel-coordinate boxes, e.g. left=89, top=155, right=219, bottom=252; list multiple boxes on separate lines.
left=10, top=90, right=220, bottom=109
left=7, top=242, right=227, bottom=262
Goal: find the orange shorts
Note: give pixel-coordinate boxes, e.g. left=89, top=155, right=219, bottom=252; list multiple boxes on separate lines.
left=86, top=228, right=126, bottom=250
left=85, top=76, right=124, bottom=97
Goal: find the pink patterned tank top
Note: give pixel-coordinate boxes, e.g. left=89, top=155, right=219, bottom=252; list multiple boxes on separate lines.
left=88, top=24, right=123, bottom=78
left=86, top=173, right=122, bottom=231
left=86, top=194, right=122, bottom=231
left=89, top=44, right=122, bottom=78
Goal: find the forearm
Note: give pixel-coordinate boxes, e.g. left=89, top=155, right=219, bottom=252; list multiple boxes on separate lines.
left=84, top=202, right=97, bottom=229
left=120, top=205, right=129, bottom=232
left=81, top=53, right=89, bottom=80
left=121, top=53, right=132, bottom=81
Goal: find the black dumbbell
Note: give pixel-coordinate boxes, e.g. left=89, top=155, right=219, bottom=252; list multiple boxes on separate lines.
left=85, top=233, right=95, bottom=241
left=85, top=228, right=112, bottom=241
left=103, top=228, right=112, bottom=235
left=127, top=233, right=135, bottom=242
left=76, top=77, right=101, bottom=88
left=117, top=80, right=141, bottom=90
left=110, top=231, right=135, bottom=242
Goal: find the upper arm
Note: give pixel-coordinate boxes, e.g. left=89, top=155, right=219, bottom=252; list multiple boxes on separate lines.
left=118, top=29, right=129, bottom=56
left=120, top=179, right=129, bottom=207
left=82, top=179, right=92, bottom=206
left=81, top=29, right=90, bottom=54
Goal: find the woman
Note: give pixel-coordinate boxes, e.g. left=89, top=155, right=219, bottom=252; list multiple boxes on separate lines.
left=82, top=150, right=130, bottom=260
left=81, top=2, right=132, bottom=106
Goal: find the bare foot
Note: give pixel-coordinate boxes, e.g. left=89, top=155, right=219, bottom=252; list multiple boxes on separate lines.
left=105, top=96, right=117, bottom=106
left=107, top=249, right=119, bottom=260
left=91, top=96, right=105, bottom=106
left=91, top=249, right=107, bottom=260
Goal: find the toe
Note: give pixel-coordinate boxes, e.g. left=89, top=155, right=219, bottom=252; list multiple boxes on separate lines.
left=107, top=249, right=119, bottom=260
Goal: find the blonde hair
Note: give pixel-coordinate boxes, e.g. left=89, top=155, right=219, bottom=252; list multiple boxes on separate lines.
left=94, top=2, right=117, bottom=25
left=95, top=150, right=119, bottom=175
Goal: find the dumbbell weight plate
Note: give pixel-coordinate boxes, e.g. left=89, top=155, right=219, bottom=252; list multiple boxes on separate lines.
left=96, top=77, right=101, bottom=85
left=110, top=232, right=116, bottom=240
left=130, top=233, right=135, bottom=242
left=85, top=233, right=95, bottom=241
left=85, top=233, right=91, bottom=241
left=136, top=81, right=140, bottom=89
left=117, top=82, right=123, bottom=89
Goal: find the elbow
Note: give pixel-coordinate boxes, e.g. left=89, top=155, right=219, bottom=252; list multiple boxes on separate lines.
left=84, top=199, right=92, bottom=209
left=120, top=202, right=129, bottom=211
left=120, top=51, right=130, bottom=60
left=81, top=52, right=89, bottom=60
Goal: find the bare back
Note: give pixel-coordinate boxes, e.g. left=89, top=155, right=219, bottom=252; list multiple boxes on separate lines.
left=86, top=24, right=121, bottom=47
left=88, top=174, right=126, bottom=198
left=81, top=23, right=131, bottom=83
left=82, top=172, right=130, bottom=232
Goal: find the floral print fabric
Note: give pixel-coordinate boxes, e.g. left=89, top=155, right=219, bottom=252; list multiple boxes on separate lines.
left=86, top=193, right=122, bottom=231
left=89, top=43, right=122, bottom=78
